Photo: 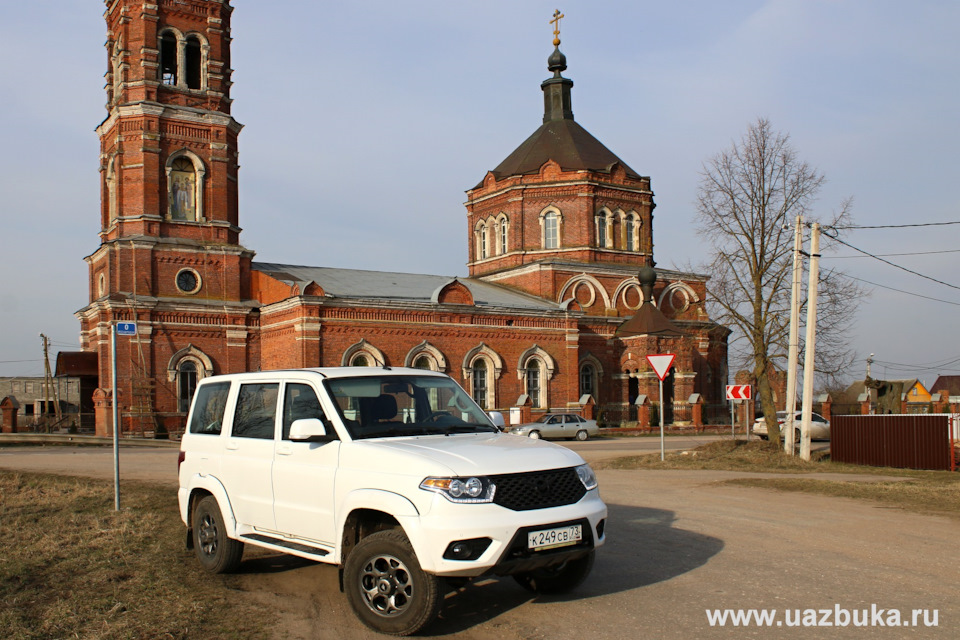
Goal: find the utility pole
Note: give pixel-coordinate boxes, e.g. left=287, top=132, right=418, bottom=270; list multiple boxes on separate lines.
left=784, top=216, right=803, bottom=455
left=40, top=333, right=63, bottom=428
left=799, top=223, right=821, bottom=461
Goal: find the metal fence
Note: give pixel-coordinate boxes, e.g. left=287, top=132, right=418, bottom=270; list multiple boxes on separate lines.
left=831, top=414, right=957, bottom=471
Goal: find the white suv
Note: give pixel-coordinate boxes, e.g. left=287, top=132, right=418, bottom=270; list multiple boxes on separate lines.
left=178, top=367, right=607, bottom=635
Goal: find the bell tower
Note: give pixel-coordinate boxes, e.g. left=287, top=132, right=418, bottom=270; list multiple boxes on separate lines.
left=78, top=0, right=258, bottom=436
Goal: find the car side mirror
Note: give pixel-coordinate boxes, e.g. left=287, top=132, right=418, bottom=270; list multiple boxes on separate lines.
left=289, top=418, right=333, bottom=442
left=487, top=411, right=505, bottom=430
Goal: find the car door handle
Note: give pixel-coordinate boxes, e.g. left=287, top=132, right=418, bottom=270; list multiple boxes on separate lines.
left=276, top=445, right=293, bottom=456
left=226, top=440, right=239, bottom=451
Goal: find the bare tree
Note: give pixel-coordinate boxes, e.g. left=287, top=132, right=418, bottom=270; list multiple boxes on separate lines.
left=695, top=118, right=865, bottom=442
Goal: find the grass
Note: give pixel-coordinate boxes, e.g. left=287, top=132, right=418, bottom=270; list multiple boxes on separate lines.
left=595, top=439, right=960, bottom=520
left=0, top=471, right=269, bottom=639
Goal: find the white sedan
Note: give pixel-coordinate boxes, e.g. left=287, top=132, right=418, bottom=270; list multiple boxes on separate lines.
left=753, top=411, right=830, bottom=441
left=508, top=413, right=600, bottom=441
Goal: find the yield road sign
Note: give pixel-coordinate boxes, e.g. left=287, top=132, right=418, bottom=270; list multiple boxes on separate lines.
left=116, top=322, right=137, bottom=336
left=646, top=354, right=676, bottom=381
left=726, top=384, right=751, bottom=400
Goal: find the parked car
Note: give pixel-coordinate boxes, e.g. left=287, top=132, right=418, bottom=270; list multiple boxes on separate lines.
left=508, top=413, right=600, bottom=441
left=178, top=367, right=606, bottom=636
left=753, top=411, right=831, bottom=441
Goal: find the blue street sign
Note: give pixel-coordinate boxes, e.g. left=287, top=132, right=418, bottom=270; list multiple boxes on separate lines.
left=116, top=322, right=137, bottom=336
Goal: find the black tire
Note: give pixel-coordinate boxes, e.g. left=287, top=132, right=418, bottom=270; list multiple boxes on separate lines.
left=192, top=495, right=243, bottom=574
left=344, top=529, right=442, bottom=636
left=513, top=550, right=595, bottom=595
left=528, top=430, right=542, bottom=440
left=575, top=430, right=589, bottom=441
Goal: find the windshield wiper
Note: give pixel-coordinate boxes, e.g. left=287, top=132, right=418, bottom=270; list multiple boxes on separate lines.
left=441, top=424, right=499, bottom=435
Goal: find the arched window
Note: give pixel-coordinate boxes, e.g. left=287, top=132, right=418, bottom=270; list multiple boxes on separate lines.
left=169, top=157, right=197, bottom=220
left=351, top=354, right=370, bottom=367
left=185, top=35, right=203, bottom=90
left=498, top=217, right=508, bottom=255
left=472, top=359, right=489, bottom=409
left=160, top=32, right=178, bottom=86
left=580, top=363, right=596, bottom=398
left=597, top=212, right=608, bottom=248
left=413, top=355, right=432, bottom=370
left=177, top=360, right=198, bottom=412
left=544, top=212, right=559, bottom=249
left=624, top=215, right=636, bottom=251
left=480, top=225, right=488, bottom=259
left=525, top=361, right=543, bottom=408
left=106, top=157, right=118, bottom=222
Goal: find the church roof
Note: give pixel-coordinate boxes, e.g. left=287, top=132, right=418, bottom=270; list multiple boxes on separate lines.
left=614, top=301, right=686, bottom=339
left=252, top=263, right=563, bottom=311
left=491, top=118, right=642, bottom=181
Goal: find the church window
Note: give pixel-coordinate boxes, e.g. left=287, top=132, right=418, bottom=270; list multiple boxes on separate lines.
left=351, top=354, right=370, bottom=367
left=106, top=158, right=118, bottom=222
left=580, top=363, right=596, bottom=398
left=160, top=32, right=178, bottom=86
left=498, top=217, right=508, bottom=255
left=413, top=356, right=432, bottom=370
left=472, top=359, right=489, bottom=409
left=480, top=225, right=488, bottom=259
left=525, top=361, right=543, bottom=408
left=624, top=215, right=636, bottom=251
left=169, top=157, right=197, bottom=220
left=177, top=360, right=198, bottom=412
left=544, top=212, right=559, bottom=249
left=185, top=36, right=203, bottom=90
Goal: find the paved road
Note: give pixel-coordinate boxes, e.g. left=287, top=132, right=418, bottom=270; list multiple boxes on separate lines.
left=1, top=439, right=954, bottom=639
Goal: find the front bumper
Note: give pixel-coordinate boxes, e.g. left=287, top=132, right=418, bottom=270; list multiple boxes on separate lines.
left=400, top=490, right=607, bottom=577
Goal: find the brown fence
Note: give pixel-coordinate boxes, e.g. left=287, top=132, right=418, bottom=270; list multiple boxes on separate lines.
left=832, top=414, right=958, bottom=471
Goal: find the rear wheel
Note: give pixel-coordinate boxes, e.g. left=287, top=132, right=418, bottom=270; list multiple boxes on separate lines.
left=192, top=495, right=243, bottom=573
left=528, top=430, right=541, bottom=440
left=513, top=550, right=595, bottom=595
left=344, top=529, right=442, bottom=636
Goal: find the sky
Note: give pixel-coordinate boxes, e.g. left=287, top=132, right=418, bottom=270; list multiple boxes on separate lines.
left=1, top=1, right=957, bottom=388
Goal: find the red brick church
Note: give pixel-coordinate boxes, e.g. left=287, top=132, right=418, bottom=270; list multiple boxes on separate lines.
left=74, top=0, right=729, bottom=436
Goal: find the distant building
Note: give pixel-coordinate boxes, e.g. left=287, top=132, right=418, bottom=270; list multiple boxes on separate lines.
left=68, top=1, right=729, bottom=436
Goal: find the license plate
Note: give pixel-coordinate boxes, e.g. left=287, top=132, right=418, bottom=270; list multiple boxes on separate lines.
left=527, top=524, right=582, bottom=550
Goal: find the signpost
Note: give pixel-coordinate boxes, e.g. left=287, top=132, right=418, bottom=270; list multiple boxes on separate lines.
left=726, top=384, right=752, bottom=438
left=112, top=321, right=137, bottom=510
left=646, top=354, right=675, bottom=461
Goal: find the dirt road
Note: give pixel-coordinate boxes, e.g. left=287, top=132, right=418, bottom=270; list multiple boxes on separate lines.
left=1, top=444, right=956, bottom=638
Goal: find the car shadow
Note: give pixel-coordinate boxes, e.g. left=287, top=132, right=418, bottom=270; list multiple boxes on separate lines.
left=424, top=502, right=723, bottom=635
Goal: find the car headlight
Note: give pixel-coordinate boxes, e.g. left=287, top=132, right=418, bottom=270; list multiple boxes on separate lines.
left=576, top=464, right=598, bottom=491
left=420, top=476, right=496, bottom=503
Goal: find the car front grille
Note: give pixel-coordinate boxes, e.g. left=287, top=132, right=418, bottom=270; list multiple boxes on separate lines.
left=491, top=467, right=586, bottom=511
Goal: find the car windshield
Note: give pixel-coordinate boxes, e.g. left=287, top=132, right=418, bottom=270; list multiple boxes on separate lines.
left=535, top=415, right=553, bottom=423
left=324, top=374, right=499, bottom=440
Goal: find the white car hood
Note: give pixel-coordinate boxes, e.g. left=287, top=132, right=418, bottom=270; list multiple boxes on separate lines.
left=345, top=432, right=585, bottom=476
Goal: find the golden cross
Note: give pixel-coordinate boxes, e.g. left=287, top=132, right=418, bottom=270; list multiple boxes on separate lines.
left=550, top=9, right=564, bottom=47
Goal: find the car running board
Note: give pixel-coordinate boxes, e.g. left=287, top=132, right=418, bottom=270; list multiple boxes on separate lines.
left=240, top=533, right=330, bottom=557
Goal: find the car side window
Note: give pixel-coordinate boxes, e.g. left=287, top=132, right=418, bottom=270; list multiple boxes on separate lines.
left=282, top=383, right=330, bottom=440
left=548, top=415, right=562, bottom=424
left=188, top=382, right=230, bottom=435
left=232, top=383, right=279, bottom=439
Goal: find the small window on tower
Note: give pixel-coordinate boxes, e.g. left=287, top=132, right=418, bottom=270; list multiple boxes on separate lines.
left=544, top=212, right=559, bottom=249
left=170, top=157, right=197, bottom=220
left=185, top=36, right=202, bottom=89
left=160, top=32, right=178, bottom=86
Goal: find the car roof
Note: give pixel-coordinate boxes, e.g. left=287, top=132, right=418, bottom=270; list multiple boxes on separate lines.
left=197, top=367, right=449, bottom=384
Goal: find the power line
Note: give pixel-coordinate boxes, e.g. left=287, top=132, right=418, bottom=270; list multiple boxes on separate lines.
left=822, top=233, right=960, bottom=292
left=843, top=273, right=960, bottom=307
left=826, top=248, right=960, bottom=259
left=831, top=220, right=960, bottom=230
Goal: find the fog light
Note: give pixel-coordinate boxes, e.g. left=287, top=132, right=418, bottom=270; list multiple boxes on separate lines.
left=596, top=518, right=606, bottom=540
left=443, top=537, right=492, bottom=561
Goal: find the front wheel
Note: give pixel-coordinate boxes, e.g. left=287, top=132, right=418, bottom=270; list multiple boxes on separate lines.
left=575, top=430, right=589, bottom=441
left=513, top=550, right=595, bottom=595
left=192, top=495, right=243, bottom=573
left=344, top=529, right=442, bottom=636
left=528, top=430, right=541, bottom=440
